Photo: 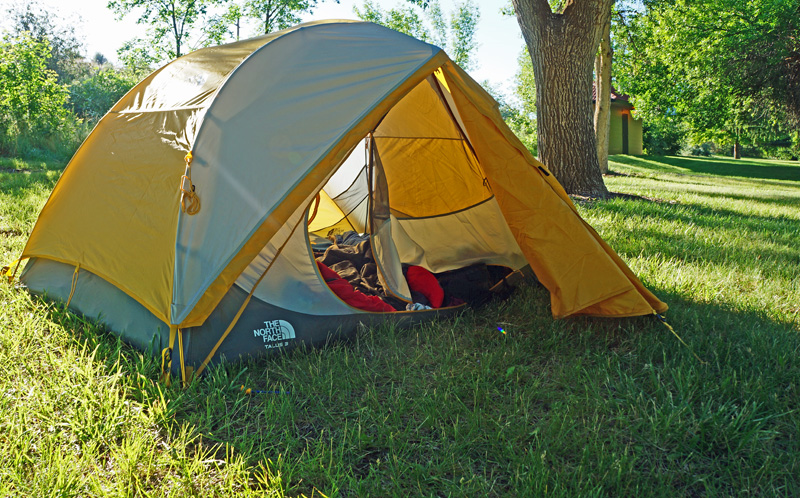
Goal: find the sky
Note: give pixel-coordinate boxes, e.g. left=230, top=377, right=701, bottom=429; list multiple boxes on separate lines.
left=8, top=0, right=527, bottom=96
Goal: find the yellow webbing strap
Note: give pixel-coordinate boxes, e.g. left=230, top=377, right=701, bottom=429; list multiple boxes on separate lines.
left=177, top=327, right=187, bottom=386
left=654, top=312, right=707, bottom=365
left=180, top=152, right=201, bottom=215
left=65, top=264, right=81, bottom=308
left=194, top=218, right=305, bottom=378
left=159, top=325, right=179, bottom=387
left=2, top=258, right=22, bottom=283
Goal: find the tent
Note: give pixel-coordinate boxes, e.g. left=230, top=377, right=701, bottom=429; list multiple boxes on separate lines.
left=10, top=20, right=667, bottom=381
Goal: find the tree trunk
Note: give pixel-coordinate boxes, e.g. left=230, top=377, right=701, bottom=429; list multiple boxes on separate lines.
left=594, top=17, right=612, bottom=174
left=733, top=141, right=741, bottom=159
left=512, top=0, right=613, bottom=197
left=172, top=15, right=182, bottom=58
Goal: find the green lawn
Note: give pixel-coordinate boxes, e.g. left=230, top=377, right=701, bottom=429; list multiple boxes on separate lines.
left=1, top=154, right=798, bottom=497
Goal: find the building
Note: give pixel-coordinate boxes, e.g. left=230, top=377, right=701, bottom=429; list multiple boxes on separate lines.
left=594, top=85, right=643, bottom=155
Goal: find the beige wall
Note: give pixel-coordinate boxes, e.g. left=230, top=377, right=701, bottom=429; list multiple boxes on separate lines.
left=608, top=102, right=642, bottom=155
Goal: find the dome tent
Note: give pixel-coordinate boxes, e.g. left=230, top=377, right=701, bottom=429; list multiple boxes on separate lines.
left=11, top=20, right=667, bottom=381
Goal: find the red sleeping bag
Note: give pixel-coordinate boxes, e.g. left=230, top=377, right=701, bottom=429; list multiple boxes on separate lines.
left=406, top=265, right=444, bottom=308
left=317, top=261, right=395, bottom=312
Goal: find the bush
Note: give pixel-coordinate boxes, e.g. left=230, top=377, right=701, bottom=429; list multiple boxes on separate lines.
left=69, top=67, right=139, bottom=123
left=682, top=142, right=714, bottom=156
left=758, top=132, right=800, bottom=160
left=10, top=116, right=89, bottom=161
left=0, top=32, right=75, bottom=158
left=642, top=117, right=685, bottom=155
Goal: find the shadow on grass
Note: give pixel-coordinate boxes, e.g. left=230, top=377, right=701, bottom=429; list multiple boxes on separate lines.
left=0, top=158, right=65, bottom=199
left=612, top=154, right=800, bottom=182
left=596, top=195, right=799, bottom=240
left=9, top=150, right=800, bottom=495
left=586, top=197, right=799, bottom=265
left=39, top=278, right=799, bottom=496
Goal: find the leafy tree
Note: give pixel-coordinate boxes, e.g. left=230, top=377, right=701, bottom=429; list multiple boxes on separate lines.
left=511, top=0, right=613, bottom=197
left=245, top=0, right=325, bottom=35
left=356, top=1, right=433, bottom=43
left=108, top=0, right=215, bottom=59
left=116, top=38, right=159, bottom=76
left=205, top=2, right=245, bottom=44
left=0, top=33, right=71, bottom=155
left=93, top=52, right=109, bottom=66
left=5, top=1, right=86, bottom=84
left=502, top=51, right=538, bottom=155
left=355, top=0, right=480, bottom=71
left=614, top=0, right=800, bottom=158
left=447, top=0, right=479, bottom=70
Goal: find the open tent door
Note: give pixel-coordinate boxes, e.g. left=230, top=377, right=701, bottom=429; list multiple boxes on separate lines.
left=307, top=135, right=412, bottom=302
left=369, top=136, right=412, bottom=302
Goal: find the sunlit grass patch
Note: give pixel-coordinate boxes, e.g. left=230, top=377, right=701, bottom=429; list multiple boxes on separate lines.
left=1, top=154, right=799, bottom=496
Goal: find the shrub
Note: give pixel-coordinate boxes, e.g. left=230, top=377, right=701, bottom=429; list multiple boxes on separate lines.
left=642, top=116, right=685, bottom=155
left=69, top=67, right=139, bottom=123
left=0, top=32, right=74, bottom=158
left=682, top=142, right=714, bottom=156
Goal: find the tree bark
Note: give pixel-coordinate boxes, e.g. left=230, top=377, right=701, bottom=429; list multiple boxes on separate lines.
left=594, top=16, right=612, bottom=174
left=733, top=141, right=741, bottom=159
left=512, top=0, right=613, bottom=197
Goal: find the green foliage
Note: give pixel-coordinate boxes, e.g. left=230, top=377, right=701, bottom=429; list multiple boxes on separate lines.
left=2, top=155, right=799, bottom=495
left=4, top=1, right=87, bottom=84
left=69, top=67, right=140, bottom=123
left=356, top=1, right=438, bottom=44
left=110, top=0, right=328, bottom=60
left=447, top=0, right=479, bottom=70
left=245, top=0, right=321, bottom=35
left=614, top=0, right=800, bottom=157
left=641, top=115, right=686, bottom=156
left=205, top=2, right=246, bottom=43
left=116, top=38, right=159, bottom=76
left=108, top=0, right=214, bottom=59
left=355, top=0, right=480, bottom=71
left=494, top=51, right=537, bottom=155
left=92, top=52, right=109, bottom=66
left=0, top=33, right=74, bottom=157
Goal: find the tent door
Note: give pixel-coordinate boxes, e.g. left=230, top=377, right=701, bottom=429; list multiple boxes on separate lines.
left=368, top=134, right=412, bottom=302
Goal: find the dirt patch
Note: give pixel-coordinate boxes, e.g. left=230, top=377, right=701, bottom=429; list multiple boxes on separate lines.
left=0, top=228, right=23, bottom=237
left=0, top=168, right=45, bottom=173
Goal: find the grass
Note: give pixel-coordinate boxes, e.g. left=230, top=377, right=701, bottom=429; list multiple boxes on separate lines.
left=1, top=154, right=799, bottom=497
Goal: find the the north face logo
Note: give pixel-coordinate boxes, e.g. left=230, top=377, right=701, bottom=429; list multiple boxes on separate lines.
left=253, top=320, right=296, bottom=347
